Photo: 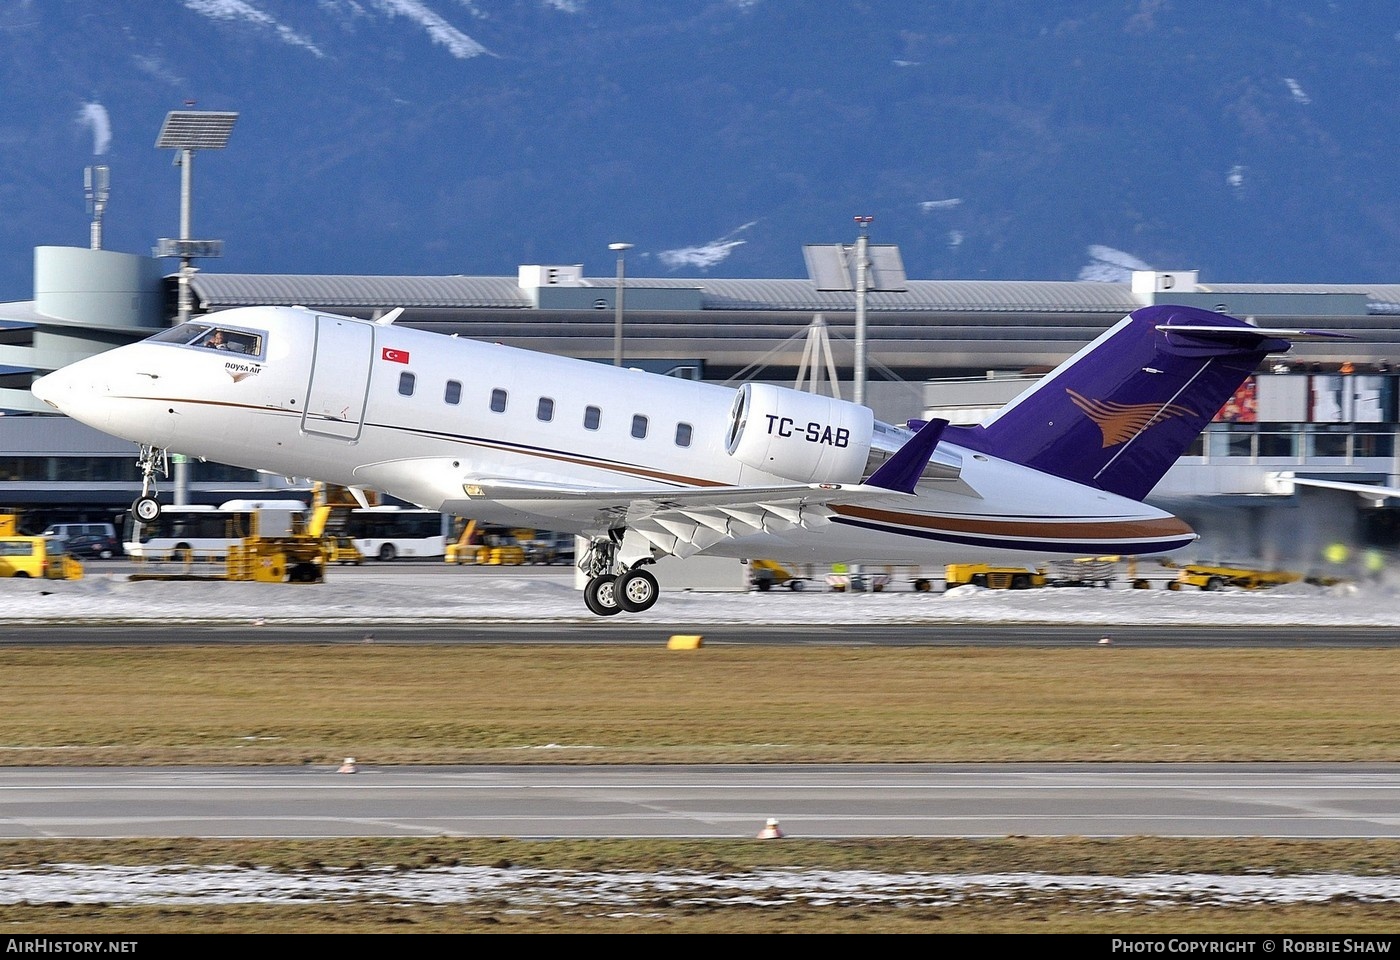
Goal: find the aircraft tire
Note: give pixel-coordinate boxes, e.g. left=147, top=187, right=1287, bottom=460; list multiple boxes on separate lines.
left=616, top=568, right=660, bottom=613
left=133, top=496, right=161, bottom=524
left=584, top=575, right=623, bottom=616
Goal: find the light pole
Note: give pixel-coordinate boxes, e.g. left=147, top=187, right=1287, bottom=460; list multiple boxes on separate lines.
left=852, top=215, right=873, bottom=406
left=154, top=108, right=237, bottom=507
left=609, top=242, right=633, bottom=366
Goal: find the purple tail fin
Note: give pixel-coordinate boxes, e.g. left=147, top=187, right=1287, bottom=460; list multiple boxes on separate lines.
left=948, top=304, right=1291, bottom=501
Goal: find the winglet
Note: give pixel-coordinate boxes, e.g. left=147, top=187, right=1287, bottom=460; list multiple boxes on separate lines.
left=866, top=418, right=948, bottom=494
left=375, top=307, right=405, bottom=325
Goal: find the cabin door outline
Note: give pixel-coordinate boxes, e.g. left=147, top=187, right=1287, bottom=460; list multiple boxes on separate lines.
left=303, top=314, right=374, bottom=440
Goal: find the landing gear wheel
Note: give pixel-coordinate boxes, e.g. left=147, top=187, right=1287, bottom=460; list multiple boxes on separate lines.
left=584, top=575, right=623, bottom=616
left=133, top=496, right=161, bottom=524
left=616, top=568, right=660, bottom=613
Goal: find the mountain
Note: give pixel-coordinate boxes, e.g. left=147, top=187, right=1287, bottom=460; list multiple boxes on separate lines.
left=1, top=0, right=1397, bottom=300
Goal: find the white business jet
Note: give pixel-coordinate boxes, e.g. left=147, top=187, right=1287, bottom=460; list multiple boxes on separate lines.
left=30, top=302, right=1327, bottom=615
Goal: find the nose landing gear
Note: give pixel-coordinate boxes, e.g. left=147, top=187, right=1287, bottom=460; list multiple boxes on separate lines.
left=132, top=444, right=169, bottom=523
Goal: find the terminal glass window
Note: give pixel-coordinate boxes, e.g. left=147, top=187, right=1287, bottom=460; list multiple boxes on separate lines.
left=1256, top=424, right=1298, bottom=459
left=1308, top=426, right=1349, bottom=458
left=1207, top=425, right=1254, bottom=459
left=1353, top=429, right=1394, bottom=458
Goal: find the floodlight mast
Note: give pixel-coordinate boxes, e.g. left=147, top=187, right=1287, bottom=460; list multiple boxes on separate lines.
left=154, top=109, right=237, bottom=324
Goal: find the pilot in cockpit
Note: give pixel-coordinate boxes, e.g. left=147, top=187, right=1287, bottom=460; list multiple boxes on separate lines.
left=205, top=330, right=246, bottom=353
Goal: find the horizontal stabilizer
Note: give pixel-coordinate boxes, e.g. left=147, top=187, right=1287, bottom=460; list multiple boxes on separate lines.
left=1270, top=472, right=1400, bottom=500
left=1157, top=324, right=1352, bottom=344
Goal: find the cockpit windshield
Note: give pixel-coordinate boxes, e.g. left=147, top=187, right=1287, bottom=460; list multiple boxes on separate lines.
left=149, top=323, right=211, bottom=345
left=149, top=322, right=265, bottom=358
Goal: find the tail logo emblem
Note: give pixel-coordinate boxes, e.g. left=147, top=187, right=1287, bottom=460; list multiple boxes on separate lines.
left=1066, top=389, right=1196, bottom=447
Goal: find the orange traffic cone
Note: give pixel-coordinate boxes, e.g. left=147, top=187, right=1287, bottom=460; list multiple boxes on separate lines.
left=756, top=817, right=784, bottom=839
left=338, top=757, right=357, bottom=774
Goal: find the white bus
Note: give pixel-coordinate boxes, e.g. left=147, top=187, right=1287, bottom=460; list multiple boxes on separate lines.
left=341, top=507, right=448, bottom=561
left=122, top=499, right=307, bottom=561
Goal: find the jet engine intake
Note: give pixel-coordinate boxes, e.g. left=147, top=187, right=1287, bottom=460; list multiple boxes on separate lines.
left=724, top=383, right=874, bottom=484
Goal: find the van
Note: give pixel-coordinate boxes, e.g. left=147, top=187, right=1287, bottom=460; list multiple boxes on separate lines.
left=42, top=522, right=117, bottom=541
left=41, top=522, right=120, bottom=559
left=0, top=536, right=84, bottom=579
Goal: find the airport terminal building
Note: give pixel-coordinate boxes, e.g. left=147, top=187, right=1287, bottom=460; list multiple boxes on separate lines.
left=2, top=244, right=1397, bottom=563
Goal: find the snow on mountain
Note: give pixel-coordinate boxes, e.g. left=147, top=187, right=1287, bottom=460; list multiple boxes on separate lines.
left=1, top=1, right=1396, bottom=298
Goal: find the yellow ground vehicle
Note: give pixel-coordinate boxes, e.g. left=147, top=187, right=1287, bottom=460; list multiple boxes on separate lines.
left=223, top=508, right=327, bottom=583
left=750, top=559, right=810, bottom=591
left=446, top=520, right=530, bottom=565
left=323, top=536, right=364, bottom=565
left=307, top=483, right=367, bottom=566
left=1167, top=564, right=1302, bottom=591
left=0, top=536, right=84, bottom=579
left=944, top=563, right=1046, bottom=590
left=1047, top=556, right=1119, bottom=588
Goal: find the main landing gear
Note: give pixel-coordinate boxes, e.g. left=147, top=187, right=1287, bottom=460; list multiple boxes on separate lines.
left=133, top=444, right=169, bottom=523
left=580, top=532, right=660, bottom=617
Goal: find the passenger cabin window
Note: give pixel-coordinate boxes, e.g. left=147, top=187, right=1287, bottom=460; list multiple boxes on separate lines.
left=675, top=422, right=693, bottom=447
left=490, top=389, right=508, bottom=413
left=398, top=372, right=416, bottom=396
left=537, top=397, right=555, bottom=422
left=584, top=405, right=601, bottom=430
left=445, top=380, right=462, bottom=405
left=631, top=414, right=648, bottom=439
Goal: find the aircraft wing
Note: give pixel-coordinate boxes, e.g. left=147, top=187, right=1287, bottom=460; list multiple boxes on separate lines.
left=368, top=419, right=952, bottom=557
left=445, top=478, right=913, bottom=556
left=459, top=478, right=902, bottom=506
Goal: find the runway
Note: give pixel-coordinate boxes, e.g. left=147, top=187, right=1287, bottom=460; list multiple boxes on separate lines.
left=4, top=763, right=1399, bottom=839
left=4, top=565, right=1398, bottom=844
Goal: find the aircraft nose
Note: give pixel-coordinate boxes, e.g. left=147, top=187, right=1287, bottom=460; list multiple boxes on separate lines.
left=31, top=361, right=105, bottom=426
left=30, top=368, right=70, bottom=411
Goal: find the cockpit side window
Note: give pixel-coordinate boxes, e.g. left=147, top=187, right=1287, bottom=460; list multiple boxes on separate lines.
left=195, top=328, right=264, bottom=358
left=149, top=323, right=212, bottom=345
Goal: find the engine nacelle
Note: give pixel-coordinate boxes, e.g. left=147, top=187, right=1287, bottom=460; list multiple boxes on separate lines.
left=724, top=383, right=874, bottom=484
